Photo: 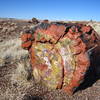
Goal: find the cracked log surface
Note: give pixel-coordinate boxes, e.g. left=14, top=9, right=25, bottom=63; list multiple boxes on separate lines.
left=21, top=22, right=100, bottom=95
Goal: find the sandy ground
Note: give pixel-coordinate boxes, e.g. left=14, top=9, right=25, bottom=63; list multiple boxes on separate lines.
left=0, top=19, right=100, bottom=100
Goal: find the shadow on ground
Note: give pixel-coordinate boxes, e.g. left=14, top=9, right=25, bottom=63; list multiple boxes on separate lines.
left=23, top=95, right=43, bottom=100
left=74, top=46, right=100, bottom=93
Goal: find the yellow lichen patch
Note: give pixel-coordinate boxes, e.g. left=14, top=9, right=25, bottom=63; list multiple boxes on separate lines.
left=56, top=38, right=76, bottom=86
left=32, top=43, right=63, bottom=89
left=43, top=49, right=62, bottom=89
left=36, top=32, right=56, bottom=43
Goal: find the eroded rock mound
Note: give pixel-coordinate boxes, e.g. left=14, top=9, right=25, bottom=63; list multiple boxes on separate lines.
left=21, top=21, right=100, bottom=95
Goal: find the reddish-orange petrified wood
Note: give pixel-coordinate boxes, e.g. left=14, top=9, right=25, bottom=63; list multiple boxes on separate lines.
left=21, top=21, right=100, bottom=95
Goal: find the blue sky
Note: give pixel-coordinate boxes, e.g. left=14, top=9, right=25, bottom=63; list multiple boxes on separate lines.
left=0, top=0, right=100, bottom=21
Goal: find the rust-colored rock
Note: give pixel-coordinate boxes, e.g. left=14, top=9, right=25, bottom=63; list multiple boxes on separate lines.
left=21, top=21, right=100, bottom=95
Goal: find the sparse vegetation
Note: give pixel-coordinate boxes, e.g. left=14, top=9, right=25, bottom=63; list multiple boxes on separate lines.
left=0, top=38, right=28, bottom=67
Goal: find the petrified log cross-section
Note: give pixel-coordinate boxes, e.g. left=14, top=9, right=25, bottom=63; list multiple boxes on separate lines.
left=21, top=22, right=99, bottom=94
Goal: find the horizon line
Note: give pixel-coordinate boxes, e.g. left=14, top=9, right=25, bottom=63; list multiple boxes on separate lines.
left=0, top=17, right=100, bottom=22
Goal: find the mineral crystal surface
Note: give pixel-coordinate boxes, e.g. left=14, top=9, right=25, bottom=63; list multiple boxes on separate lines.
left=21, top=21, right=99, bottom=94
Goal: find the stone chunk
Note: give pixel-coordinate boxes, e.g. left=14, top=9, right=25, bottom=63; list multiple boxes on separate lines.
left=21, top=21, right=100, bottom=95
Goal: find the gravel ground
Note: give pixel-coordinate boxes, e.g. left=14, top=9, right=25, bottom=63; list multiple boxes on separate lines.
left=0, top=19, right=100, bottom=100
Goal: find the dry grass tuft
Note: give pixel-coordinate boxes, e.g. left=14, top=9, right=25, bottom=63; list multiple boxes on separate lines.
left=11, top=59, right=32, bottom=86
left=0, top=38, right=28, bottom=67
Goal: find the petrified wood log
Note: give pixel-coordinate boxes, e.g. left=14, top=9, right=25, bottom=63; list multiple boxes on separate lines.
left=21, top=21, right=100, bottom=94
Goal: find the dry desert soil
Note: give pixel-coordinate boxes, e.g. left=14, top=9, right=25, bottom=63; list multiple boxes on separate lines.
left=0, top=18, right=100, bottom=100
